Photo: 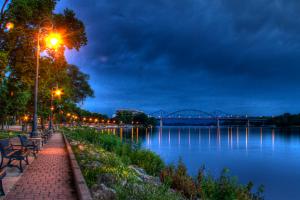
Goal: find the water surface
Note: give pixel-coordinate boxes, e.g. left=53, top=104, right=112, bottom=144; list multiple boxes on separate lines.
left=105, top=126, right=300, bottom=200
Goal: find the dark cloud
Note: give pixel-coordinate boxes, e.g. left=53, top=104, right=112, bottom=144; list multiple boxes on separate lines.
left=57, top=0, right=300, bottom=116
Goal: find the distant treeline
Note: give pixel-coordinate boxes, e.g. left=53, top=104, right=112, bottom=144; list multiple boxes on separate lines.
left=267, top=113, right=300, bottom=127
left=114, top=110, right=157, bottom=127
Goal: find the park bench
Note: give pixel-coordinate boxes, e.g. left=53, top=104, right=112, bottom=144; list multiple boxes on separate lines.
left=18, top=135, right=39, bottom=158
left=0, top=168, right=6, bottom=196
left=0, top=139, right=29, bottom=172
left=41, top=129, right=53, bottom=145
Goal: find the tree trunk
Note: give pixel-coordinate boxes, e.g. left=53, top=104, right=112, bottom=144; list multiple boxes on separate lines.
left=41, top=117, right=45, bottom=130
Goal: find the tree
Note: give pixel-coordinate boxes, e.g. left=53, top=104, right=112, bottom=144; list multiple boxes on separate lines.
left=116, top=111, right=157, bottom=126
left=1, top=0, right=87, bottom=86
left=0, top=0, right=93, bottom=127
left=0, top=51, right=7, bottom=81
left=0, top=73, right=30, bottom=129
left=0, top=77, right=9, bottom=129
left=67, top=64, right=94, bottom=103
left=133, top=113, right=148, bottom=125
left=116, top=111, right=134, bottom=124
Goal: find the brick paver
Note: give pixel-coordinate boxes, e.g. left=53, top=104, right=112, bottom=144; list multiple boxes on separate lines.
left=5, top=133, right=77, bottom=200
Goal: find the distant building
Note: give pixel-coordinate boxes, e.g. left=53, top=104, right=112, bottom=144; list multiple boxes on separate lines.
left=114, top=109, right=144, bottom=117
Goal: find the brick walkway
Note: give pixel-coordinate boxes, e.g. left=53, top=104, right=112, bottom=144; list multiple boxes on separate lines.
left=5, top=133, right=77, bottom=200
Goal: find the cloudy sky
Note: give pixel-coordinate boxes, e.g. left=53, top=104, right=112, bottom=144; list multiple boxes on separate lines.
left=56, top=0, right=300, bottom=116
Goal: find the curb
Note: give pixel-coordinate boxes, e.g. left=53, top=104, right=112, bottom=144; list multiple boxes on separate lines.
left=62, top=133, right=93, bottom=200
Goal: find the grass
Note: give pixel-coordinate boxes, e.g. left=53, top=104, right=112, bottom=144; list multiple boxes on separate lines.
left=62, top=126, right=164, bottom=176
left=0, top=130, right=22, bottom=139
left=64, top=127, right=184, bottom=200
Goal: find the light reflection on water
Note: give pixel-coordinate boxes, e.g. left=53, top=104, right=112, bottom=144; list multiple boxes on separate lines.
left=104, top=126, right=300, bottom=200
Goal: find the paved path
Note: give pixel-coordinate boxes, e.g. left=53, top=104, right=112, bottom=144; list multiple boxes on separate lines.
left=5, top=133, right=77, bottom=200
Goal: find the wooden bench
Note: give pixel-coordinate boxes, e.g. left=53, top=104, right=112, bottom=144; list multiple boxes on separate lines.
left=0, top=139, right=29, bottom=172
left=41, top=129, right=52, bottom=145
left=18, top=135, right=39, bottom=158
left=0, top=168, right=6, bottom=195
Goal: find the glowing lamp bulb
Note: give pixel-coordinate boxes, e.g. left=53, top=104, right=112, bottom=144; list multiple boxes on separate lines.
left=45, top=33, right=62, bottom=49
left=55, top=89, right=62, bottom=96
left=5, top=22, right=14, bottom=31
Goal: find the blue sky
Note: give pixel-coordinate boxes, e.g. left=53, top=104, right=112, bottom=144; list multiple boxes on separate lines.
left=54, top=0, right=300, bottom=116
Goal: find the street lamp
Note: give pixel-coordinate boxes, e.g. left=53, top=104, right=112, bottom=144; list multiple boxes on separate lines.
left=5, top=22, right=14, bottom=31
left=31, top=20, right=62, bottom=137
left=49, top=87, right=63, bottom=133
left=45, top=33, right=62, bottom=49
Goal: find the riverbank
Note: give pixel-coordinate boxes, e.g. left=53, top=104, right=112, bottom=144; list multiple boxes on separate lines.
left=62, top=126, right=264, bottom=200
left=62, top=127, right=183, bottom=200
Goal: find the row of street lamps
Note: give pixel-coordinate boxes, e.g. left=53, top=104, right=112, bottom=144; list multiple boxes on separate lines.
left=6, top=20, right=63, bottom=137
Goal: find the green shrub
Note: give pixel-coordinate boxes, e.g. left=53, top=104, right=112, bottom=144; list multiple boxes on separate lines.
left=114, top=181, right=184, bottom=200
left=130, top=149, right=165, bottom=176
left=160, top=160, right=197, bottom=199
left=71, top=141, right=139, bottom=188
left=0, top=131, right=21, bottom=139
left=160, top=162, right=264, bottom=200
left=63, top=127, right=165, bottom=176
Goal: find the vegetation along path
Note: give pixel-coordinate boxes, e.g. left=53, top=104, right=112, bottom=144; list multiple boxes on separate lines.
left=5, top=133, right=77, bottom=200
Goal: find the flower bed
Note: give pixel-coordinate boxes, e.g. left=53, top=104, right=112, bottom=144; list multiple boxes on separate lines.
left=63, top=127, right=184, bottom=200
left=62, top=127, right=264, bottom=200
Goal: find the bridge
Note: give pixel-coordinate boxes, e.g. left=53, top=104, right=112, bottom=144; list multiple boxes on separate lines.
left=147, top=109, right=268, bottom=126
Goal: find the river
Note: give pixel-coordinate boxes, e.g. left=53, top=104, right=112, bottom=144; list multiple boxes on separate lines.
left=103, top=126, right=300, bottom=200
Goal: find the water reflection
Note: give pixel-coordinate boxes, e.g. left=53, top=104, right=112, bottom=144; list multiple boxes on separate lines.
left=102, top=126, right=290, bottom=155
left=102, top=126, right=300, bottom=200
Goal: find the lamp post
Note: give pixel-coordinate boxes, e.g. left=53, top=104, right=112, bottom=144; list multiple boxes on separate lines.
left=49, top=87, right=62, bottom=133
left=31, top=20, right=62, bottom=137
left=4, top=20, right=61, bottom=137
left=49, top=89, right=54, bottom=133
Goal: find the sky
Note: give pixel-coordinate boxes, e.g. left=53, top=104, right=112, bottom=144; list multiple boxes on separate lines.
left=56, top=0, right=300, bottom=116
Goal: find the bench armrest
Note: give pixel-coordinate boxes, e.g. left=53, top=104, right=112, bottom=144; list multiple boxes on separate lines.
left=11, top=144, right=23, bottom=151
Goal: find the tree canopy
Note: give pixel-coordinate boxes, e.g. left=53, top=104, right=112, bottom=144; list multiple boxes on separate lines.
left=0, top=0, right=100, bottom=128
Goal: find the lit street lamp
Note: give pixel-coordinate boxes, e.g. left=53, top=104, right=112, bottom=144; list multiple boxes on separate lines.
left=5, top=22, right=14, bottom=30
left=49, top=87, right=63, bottom=133
left=31, top=20, right=62, bottom=137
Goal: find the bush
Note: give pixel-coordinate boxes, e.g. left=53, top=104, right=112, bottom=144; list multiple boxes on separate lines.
left=67, top=129, right=184, bottom=200
left=63, top=127, right=165, bottom=176
left=160, top=161, right=264, bottom=200
left=71, top=142, right=139, bottom=187
left=0, top=130, right=21, bottom=139
left=130, top=149, right=165, bottom=176
left=114, top=181, right=184, bottom=200
left=160, top=160, right=197, bottom=199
